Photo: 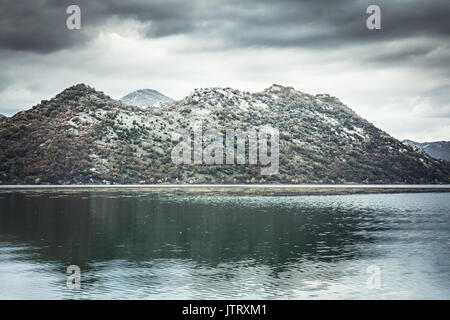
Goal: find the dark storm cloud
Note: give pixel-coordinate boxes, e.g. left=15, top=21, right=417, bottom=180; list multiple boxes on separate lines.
left=1, top=0, right=449, bottom=53
left=0, top=0, right=190, bottom=52
left=0, top=0, right=87, bottom=52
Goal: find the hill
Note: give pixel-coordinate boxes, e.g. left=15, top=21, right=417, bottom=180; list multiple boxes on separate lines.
left=1, top=84, right=449, bottom=184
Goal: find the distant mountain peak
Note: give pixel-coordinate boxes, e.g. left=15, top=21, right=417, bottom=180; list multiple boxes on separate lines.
left=120, top=89, right=173, bottom=108
left=135, top=89, right=161, bottom=94
left=402, top=140, right=450, bottom=161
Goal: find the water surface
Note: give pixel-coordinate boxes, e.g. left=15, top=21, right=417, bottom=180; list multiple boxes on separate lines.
left=0, top=191, right=449, bottom=299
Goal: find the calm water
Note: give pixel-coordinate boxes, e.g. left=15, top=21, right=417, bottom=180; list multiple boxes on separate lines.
left=0, top=191, right=449, bottom=299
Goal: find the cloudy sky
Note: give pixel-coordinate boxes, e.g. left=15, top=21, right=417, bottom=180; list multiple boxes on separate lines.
left=0, top=0, right=449, bottom=141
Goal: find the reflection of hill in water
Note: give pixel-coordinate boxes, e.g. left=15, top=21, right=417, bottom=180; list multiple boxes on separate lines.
left=0, top=191, right=381, bottom=269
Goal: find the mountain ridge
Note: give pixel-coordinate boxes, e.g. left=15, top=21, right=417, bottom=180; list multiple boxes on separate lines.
left=1, top=83, right=449, bottom=184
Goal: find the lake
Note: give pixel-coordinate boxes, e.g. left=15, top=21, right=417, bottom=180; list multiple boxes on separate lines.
left=0, top=190, right=449, bottom=299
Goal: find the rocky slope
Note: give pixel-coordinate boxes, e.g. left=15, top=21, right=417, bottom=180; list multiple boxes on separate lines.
left=403, top=140, right=450, bottom=161
left=120, top=89, right=173, bottom=107
left=0, top=83, right=449, bottom=184
left=0, top=114, right=6, bottom=122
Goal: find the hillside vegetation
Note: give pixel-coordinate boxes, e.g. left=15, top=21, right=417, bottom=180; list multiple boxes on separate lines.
left=1, top=84, right=449, bottom=184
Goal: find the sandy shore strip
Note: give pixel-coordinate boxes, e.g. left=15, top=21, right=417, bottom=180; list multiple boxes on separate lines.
left=0, top=184, right=449, bottom=196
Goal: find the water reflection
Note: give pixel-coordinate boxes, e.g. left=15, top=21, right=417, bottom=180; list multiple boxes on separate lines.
left=0, top=191, right=449, bottom=299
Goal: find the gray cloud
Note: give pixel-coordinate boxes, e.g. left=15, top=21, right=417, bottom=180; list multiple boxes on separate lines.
left=1, top=0, right=450, bottom=53
left=0, top=0, right=449, bottom=140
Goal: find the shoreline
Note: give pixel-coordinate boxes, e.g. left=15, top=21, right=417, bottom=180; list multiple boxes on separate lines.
left=0, top=184, right=449, bottom=195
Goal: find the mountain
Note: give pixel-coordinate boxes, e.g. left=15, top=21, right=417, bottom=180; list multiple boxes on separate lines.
left=0, top=83, right=449, bottom=184
left=120, top=89, right=173, bottom=107
left=403, top=140, right=450, bottom=161
left=0, top=114, right=6, bottom=123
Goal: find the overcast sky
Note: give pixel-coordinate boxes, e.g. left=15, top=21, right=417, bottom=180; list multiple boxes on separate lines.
left=0, top=0, right=449, bottom=141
